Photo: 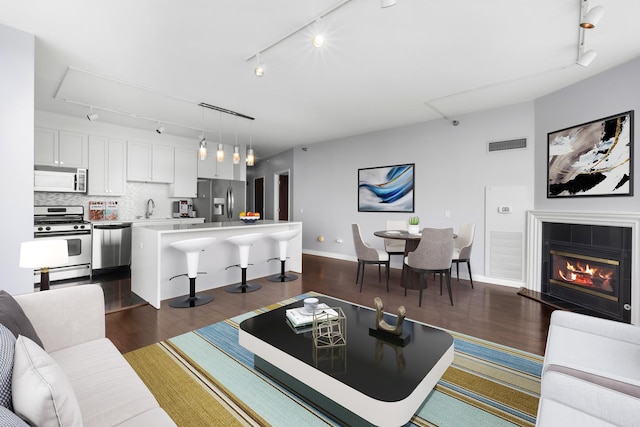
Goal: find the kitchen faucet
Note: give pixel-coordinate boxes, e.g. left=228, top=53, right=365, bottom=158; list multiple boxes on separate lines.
left=145, top=199, right=155, bottom=218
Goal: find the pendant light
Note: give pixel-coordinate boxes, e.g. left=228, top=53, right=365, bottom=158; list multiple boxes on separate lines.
left=216, top=144, right=224, bottom=162
left=233, top=116, right=240, bottom=164
left=246, top=121, right=255, bottom=167
left=198, top=106, right=207, bottom=160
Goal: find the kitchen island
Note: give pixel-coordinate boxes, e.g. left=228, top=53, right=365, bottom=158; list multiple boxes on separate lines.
left=131, top=220, right=302, bottom=308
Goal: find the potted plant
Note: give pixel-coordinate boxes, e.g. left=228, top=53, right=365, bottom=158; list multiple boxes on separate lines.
left=407, top=216, right=420, bottom=234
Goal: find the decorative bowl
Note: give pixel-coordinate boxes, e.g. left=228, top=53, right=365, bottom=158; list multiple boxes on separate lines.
left=240, top=215, right=260, bottom=223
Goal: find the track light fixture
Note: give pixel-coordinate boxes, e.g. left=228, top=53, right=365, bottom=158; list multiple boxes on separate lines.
left=580, top=4, right=605, bottom=29
left=576, top=1, right=604, bottom=67
left=311, top=18, right=324, bottom=47
left=156, top=122, right=164, bottom=134
left=86, top=106, right=98, bottom=121
left=254, top=53, right=265, bottom=77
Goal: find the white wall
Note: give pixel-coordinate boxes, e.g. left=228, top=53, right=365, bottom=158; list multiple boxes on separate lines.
left=1, top=24, right=35, bottom=295
left=291, top=101, right=535, bottom=283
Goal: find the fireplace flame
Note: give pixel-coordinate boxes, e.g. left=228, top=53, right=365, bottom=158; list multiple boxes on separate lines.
left=557, top=260, right=613, bottom=290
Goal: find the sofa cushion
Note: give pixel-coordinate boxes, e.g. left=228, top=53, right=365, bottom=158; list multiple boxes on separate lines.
left=0, top=406, right=28, bottom=427
left=12, top=335, right=83, bottom=427
left=0, top=291, right=43, bottom=348
left=49, top=338, right=162, bottom=427
left=0, top=324, right=16, bottom=409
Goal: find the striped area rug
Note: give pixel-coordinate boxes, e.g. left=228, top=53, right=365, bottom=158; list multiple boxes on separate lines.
left=124, top=293, right=542, bottom=426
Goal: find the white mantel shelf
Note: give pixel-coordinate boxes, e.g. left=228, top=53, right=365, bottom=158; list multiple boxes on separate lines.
left=526, top=211, right=640, bottom=325
left=131, top=220, right=302, bottom=309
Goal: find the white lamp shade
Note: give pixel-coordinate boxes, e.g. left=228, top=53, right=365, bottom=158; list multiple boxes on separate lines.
left=19, top=240, right=69, bottom=269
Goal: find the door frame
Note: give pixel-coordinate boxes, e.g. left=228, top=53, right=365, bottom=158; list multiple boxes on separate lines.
left=273, top=169, right=291, bottom=221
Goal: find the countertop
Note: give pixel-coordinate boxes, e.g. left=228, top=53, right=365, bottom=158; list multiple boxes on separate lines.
left=138, top=220, right=300, bottom=234
left=90, top=217, right=205, bottom=225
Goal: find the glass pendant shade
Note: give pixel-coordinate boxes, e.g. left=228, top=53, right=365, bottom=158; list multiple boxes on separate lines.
left=246, top=148, right=255, bottom=166
left=216, top=144, right=224, bottom=162
left=233, top=146, right=240, bottom=164
left=199, top=139, right=207, bottom=160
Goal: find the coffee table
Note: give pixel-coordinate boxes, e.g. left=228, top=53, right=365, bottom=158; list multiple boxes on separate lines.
left=239, top=296, right=454, bottom=426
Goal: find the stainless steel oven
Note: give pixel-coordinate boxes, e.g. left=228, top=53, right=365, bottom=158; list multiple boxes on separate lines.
left=33, top=205, right=92, bottom=283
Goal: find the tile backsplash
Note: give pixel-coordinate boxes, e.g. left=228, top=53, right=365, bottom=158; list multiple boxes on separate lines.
left=34, top=182, right=193, bottom=220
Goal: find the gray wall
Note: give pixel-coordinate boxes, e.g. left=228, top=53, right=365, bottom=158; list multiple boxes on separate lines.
left=534, top=57, right=640, bottom=211
left=290, top=101, right=536, bottom=283
left=1, top=24, right=35, bottom=295
left=247, top=149, right=294, bottom=219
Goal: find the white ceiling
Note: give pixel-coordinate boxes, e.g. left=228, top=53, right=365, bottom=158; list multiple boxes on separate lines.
left=2, top=0, right=639, bottom=159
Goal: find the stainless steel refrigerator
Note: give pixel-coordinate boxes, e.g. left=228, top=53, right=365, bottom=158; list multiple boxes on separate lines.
left=194, top=179, right=246, bottom=222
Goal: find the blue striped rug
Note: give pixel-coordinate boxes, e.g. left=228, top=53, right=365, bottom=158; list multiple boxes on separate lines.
left=129, top=293, right=542, bottom=426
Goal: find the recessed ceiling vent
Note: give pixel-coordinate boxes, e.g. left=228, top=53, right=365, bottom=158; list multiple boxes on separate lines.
left=487, top=138, right=527, bottom=153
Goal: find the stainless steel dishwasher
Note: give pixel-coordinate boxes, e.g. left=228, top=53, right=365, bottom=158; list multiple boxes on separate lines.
left=91, top=222, right=133, bottom=270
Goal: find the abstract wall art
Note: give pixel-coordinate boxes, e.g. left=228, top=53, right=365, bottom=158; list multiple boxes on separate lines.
left=358, top=163, right=415, bottom=212
left=547, top=111, right=634, bottom=198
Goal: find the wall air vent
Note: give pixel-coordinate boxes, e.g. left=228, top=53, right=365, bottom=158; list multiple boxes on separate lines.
left=487, top=138, right=527, bottom=153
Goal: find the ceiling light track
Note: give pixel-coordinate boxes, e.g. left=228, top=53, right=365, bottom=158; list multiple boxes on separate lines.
left=244, top=0, right=353, bottom=62
left=197, top=102, right=254, bottom=121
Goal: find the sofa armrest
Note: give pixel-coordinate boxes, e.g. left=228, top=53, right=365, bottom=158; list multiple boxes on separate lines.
left=549, top=310, right=640, bottom=345
left=14, top=285, right=105, bottom=353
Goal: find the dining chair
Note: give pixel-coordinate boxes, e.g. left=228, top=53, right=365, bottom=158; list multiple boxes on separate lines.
left=351, top=224, right=390, bottom=292
left=452, top=223, right=475, bottom=288
left=384, top=220, right=407, bottom=260
left=404, top=227, right=454, bottom=306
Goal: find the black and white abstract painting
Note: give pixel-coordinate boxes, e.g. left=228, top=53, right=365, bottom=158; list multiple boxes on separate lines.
left=547, top=111, right=634, bottom=198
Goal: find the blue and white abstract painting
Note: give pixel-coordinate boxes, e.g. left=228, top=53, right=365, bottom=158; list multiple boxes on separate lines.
left=358, top=164, right=414, bottom=212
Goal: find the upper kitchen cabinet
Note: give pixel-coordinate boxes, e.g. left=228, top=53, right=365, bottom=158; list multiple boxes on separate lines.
left=127, top=141, right=174, bottom=183
left=171, top=148, right=197, bottom=198
left=34, top=127, right=88, bottom=168
left=88, top=136, right=126, bottom=196
left=197, top=143, right=245, bottom=181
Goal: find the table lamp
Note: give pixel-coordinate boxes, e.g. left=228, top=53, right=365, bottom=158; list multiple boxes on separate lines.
left=19, top=240, right=69, bottom=291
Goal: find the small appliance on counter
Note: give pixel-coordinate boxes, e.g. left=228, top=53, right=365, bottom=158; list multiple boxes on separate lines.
left=172, top=200, right=190, bottom=217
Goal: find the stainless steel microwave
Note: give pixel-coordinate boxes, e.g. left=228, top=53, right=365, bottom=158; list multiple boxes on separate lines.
left=34, top=166, right=87, bottom=193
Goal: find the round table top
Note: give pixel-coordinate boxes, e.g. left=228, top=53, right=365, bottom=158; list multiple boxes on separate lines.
left=373, top=230, right=422, bottom=240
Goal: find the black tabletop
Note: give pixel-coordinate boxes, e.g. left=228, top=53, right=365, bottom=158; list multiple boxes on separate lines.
left=239, top=296, right=453, bottom=402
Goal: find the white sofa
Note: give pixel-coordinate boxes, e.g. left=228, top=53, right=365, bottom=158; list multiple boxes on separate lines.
left=13, top=284, right=176, bottom=426
left=536, top=310, right=640, bottom=426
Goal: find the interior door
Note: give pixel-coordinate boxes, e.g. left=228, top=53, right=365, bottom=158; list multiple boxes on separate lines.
left=254, top=177, right=264, bottom=217
left=278, top=174, right=289, bottom=221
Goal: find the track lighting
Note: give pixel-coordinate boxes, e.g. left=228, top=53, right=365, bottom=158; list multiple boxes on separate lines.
left=156, top=122, right=164, bottom=134
left=216, top=144, right=224, bottom=162
left=580, top=5, right=605, bottom=29
left=86, top=106, right=98, bottom=121
left=577, top=50, right=597, bottom=67
left=311, top=18, right=324, bottom=47
left=381, top=0, right=397, bottom=8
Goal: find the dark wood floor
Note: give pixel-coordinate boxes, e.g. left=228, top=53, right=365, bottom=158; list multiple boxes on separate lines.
left=88, top=255, right=555, bottom=356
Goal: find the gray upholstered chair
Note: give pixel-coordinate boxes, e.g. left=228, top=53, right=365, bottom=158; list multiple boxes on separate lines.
left=384, top=219, right=406, bottom=260
left=351, top=223, right=390, bottom=292
left=404, top=227, right=454, bottom=306
left=452, top=223, right=475, bottom=288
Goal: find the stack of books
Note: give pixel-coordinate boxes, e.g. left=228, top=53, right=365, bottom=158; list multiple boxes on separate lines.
left=286, top=303, right=336, bottom=333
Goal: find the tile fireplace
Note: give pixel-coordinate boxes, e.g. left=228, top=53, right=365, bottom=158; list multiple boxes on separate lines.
left=526, top=211, right=640, bottom=325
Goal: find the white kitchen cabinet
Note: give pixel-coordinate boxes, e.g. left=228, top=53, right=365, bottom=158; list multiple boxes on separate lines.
left=197, top=143, right=244, bottom=180
left=127, top=141, right=174, bottom=183
left=34, top=127, right=88, bottom=168
left=88, top=136, right=126, bottom=196
left=171, top=148, right=197, bottom=197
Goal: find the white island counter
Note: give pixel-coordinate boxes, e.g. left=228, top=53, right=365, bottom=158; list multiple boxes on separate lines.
left=132, top=220, right=302, bottom=308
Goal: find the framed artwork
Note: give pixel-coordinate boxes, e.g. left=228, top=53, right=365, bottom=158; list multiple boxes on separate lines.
left=358, top=163, right=415, bottom=212
left=547, top=111, right=634, bottom=198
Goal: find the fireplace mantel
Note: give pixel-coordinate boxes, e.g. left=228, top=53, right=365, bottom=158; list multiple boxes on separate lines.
left=526, top=211, right=640, bottom=325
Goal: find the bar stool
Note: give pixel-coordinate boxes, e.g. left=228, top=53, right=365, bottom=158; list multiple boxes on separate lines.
left=225, top=233, right=264, bottom=293
left=168, top=237, right=216, bottom=308
left=267, top=229, right=300, bottom=282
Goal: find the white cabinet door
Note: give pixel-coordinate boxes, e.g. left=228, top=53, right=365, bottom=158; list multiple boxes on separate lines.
left=88, top=136, right=126, bottom=196
left=34, top=127, right=88, bottom=168
left=151, top=145, right=174, bottom=183
left=127, top=141, right=152, bottom=181
left=171, top=148, right=197, bottom=197
left=34, top=127, right=58, bottom=166
left=197, top=147, right=216, bottom=178
left=58, top=131, right=88, bottom=168
left=127, top=141, right=174, bottom=183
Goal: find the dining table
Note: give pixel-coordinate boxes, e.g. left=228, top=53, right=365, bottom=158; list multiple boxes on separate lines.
left=374, top=229, right=456, bottom=290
